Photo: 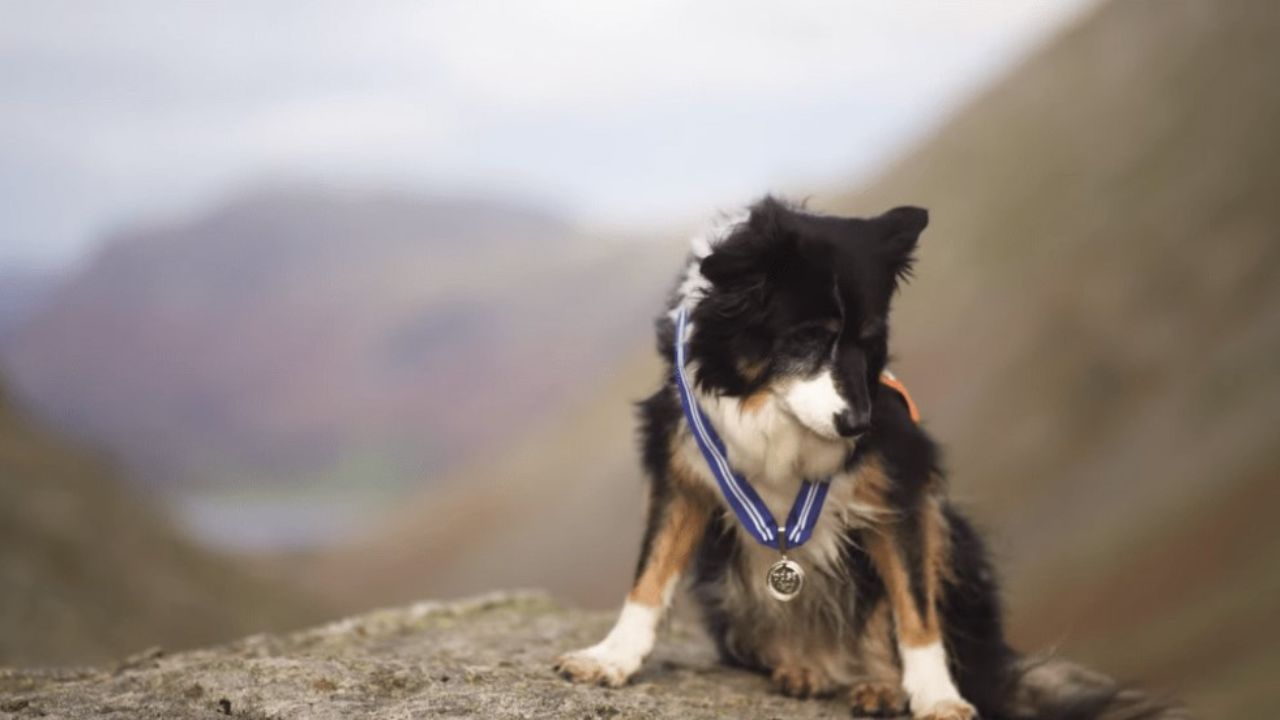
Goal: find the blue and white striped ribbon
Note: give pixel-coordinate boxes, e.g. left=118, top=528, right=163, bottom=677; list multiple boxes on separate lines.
left=673, top=305, right=831, bottom=550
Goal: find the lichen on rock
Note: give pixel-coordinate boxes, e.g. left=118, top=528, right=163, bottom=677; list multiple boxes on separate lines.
left=0, top=591, right=858, bottom=719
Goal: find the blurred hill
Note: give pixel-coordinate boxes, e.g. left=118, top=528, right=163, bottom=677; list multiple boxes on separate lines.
left=1, top=189, right=671, bottom=508
left=0, top=376, right=318, bottom=666
left=0, top=268, right=56, bottom=342
left=310, top=0, right=1280, bottom=717
left=829, top=0, right=1280, bottom=716
left=300, top=346, right=665, bottom=610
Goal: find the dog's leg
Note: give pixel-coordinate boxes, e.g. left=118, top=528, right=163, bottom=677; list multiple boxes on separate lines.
left=849, top=598, right=910, bottom=717
left=554, top=480, right=709, bottom=687
left=864, top=498, right=974, bottom=720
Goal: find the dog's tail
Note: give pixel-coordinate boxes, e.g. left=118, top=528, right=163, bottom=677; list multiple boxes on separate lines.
left=990, top=653, right=1191, bottom=720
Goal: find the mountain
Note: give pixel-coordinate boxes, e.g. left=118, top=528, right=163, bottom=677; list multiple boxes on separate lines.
left=310, top=1, right=1280, bottom=717
left=0, top=374, right=318, bottom=666
left=1, top=189, right=672, bottom=510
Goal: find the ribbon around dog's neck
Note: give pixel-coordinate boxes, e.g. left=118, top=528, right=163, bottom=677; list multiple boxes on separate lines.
left=673, top=305, right=831, bottom=551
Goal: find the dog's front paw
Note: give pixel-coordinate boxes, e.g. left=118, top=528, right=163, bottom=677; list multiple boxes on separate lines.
left=849, top=681, right=909, bottom=717
left=914, top=698, right=976, bottom=720
left=553, top=645, right=640, bottom=687
left=770, top=662, right=837, bottom=698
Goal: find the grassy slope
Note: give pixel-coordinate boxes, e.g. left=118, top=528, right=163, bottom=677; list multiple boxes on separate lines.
left=823, top=0, right=1280, bottom=716
left=0, top=380, right=322, bottom=666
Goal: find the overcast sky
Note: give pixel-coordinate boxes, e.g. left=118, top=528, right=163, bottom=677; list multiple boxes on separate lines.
left=0, top=0, right=1095, bottom=269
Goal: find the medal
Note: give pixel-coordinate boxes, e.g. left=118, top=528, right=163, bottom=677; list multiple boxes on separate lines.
left=765, top=527, right=804, bottom=601
left=767, top=558, right=805, bottom=601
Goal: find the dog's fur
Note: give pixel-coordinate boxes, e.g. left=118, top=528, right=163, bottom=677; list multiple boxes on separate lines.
left=555, top=198, right=1185, bottom=719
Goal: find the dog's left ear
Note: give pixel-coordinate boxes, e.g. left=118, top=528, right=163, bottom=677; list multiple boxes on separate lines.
left=876, top=205, right=928, bottom=282
left=700, top=196, right=797, bottom=288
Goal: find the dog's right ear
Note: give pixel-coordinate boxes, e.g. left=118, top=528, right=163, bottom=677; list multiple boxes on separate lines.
left=876, top=205, right=928, bottom=283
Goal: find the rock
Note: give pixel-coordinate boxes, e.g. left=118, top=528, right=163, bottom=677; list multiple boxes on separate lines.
left=0, top=591, right=856, bottom=719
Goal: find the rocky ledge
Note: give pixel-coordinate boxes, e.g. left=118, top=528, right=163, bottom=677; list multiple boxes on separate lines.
left=0, top=591, right=857, bottom=719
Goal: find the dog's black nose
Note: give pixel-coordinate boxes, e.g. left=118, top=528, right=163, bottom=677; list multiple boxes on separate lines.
left=833, top=410, right=869, bottom=439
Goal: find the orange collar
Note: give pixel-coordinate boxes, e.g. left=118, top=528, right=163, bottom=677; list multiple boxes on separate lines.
left=878, top=370, right=920, bottom=423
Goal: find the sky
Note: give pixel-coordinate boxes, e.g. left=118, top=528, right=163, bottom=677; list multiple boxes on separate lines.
left=0, top=0, right=1096, bottom=270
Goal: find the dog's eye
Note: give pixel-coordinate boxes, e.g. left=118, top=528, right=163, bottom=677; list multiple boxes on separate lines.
left=786, top=324, right=838, bottom=351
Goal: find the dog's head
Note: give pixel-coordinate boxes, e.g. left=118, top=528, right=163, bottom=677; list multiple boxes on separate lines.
left=687, top=197, right=927, bottom=441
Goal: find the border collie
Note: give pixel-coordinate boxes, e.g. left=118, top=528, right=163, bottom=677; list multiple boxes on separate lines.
left=555, top=198, right=1182, bottom=719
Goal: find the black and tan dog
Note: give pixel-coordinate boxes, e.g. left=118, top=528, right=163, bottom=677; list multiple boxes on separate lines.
left=555, top=198, right=1182, bottom=719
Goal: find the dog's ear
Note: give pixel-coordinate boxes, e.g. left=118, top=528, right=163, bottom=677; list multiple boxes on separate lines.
left=700, top=197, right=797, bottom=287
left=876, top=205, right=928, bottom=282
left=699, top=241, right=769, bottom=287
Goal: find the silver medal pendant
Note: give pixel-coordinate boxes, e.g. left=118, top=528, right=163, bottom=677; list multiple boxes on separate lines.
left=766, top=557, right=805, bottom=602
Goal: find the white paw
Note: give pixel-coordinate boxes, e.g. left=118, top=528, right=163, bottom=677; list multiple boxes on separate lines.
left=914, top=698, right=977, bottom=720
left=553, top=644, right=641, bottom=687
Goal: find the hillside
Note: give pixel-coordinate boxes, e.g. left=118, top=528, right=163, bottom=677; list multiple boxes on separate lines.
left=315, top=1, right=1280, bottom=717
left=1, top=189, right=671, bottom=507
left=0, top=377, right=319, bottom=666
left=825, top=0, right=1280, bottom=715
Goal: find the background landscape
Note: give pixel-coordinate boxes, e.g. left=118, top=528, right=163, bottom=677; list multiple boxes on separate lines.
left=2, top=1, right=1277, bottom=718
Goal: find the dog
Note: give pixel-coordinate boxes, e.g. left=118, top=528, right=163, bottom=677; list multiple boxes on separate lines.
left=555, top=198, right=1183, bottom=719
